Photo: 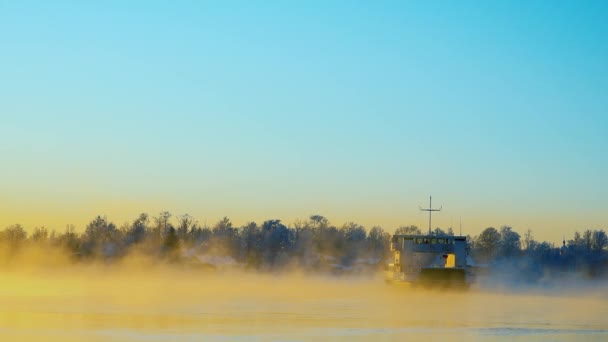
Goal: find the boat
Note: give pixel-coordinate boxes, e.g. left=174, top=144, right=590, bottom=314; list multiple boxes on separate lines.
left=385, top=234, right=471, bottom=288
left=385, top=197, right=472, bottom=289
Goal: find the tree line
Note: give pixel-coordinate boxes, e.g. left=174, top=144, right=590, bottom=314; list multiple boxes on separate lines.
left=1, top=213, right=606, bottom=277
left=0, top=213, right=391, bottom=271
left=470, top=225, right=608, bottom=279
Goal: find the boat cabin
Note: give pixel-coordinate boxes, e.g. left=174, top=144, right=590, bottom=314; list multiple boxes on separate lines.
left=388, top=234, right=468, bottom=282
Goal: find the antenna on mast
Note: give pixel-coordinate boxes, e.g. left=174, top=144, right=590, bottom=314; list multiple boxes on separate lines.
left=459, top=216, right=462, bottom=236
left=419, top=196, right=442, bottom=234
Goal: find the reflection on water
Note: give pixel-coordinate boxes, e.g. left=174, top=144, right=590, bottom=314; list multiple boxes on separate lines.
left=0, top=267, right=606, bottom=341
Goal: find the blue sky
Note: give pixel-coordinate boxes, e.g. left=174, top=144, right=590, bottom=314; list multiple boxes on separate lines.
left=1, top=1, right=607, bottom=242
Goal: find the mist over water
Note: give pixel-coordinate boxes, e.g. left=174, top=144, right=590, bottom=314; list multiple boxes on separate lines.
left=0, top=219, right=606, bottom=341
left=1, top=256, right=607, bottom=341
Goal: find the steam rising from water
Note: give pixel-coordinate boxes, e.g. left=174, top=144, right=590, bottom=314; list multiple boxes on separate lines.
left=1, top=250, right=607, bottom=341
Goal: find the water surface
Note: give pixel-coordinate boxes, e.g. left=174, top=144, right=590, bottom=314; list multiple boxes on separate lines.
left=1, top=268, right=606, bottom=341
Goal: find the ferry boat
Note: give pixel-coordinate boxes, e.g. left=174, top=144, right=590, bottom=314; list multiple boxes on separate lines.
left=385, top=197, right=472, bottom=288
left=386, top=233, right=471, bottom=288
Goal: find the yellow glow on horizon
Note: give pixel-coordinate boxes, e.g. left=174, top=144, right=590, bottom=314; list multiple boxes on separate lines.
left=0, top=195, right=603, bottom=244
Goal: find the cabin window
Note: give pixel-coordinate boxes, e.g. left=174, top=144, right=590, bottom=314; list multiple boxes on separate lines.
left=438, top=238, right=444, bottom=244
left=431, top=238, right=437, bottom=244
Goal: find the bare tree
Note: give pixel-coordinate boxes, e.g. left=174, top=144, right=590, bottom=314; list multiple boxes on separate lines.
left=176, top=214, right=194, bottom=241
left=394, top=225, right=421, bottom=235
left=32, top=226, right=49, bottom=242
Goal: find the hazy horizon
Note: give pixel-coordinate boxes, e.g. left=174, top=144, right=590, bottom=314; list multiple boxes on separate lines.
left=0, top=207, right=600, bottom=246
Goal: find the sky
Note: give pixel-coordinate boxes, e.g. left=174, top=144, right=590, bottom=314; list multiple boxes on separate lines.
left=1, top=0, right=606, bottom=243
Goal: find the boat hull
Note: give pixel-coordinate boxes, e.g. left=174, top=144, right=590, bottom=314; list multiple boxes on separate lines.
left=387, top=268, right=470, bottom=290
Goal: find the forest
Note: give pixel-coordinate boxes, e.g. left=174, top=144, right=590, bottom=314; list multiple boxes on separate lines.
left=1, top=213, right=607, bottom=280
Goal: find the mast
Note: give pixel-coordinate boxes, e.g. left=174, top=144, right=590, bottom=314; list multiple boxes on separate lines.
left=420, top=196, right=442, bottom=234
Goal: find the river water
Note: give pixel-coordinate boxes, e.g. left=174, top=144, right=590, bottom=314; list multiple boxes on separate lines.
left=1, top=267, right=606, bottom=341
